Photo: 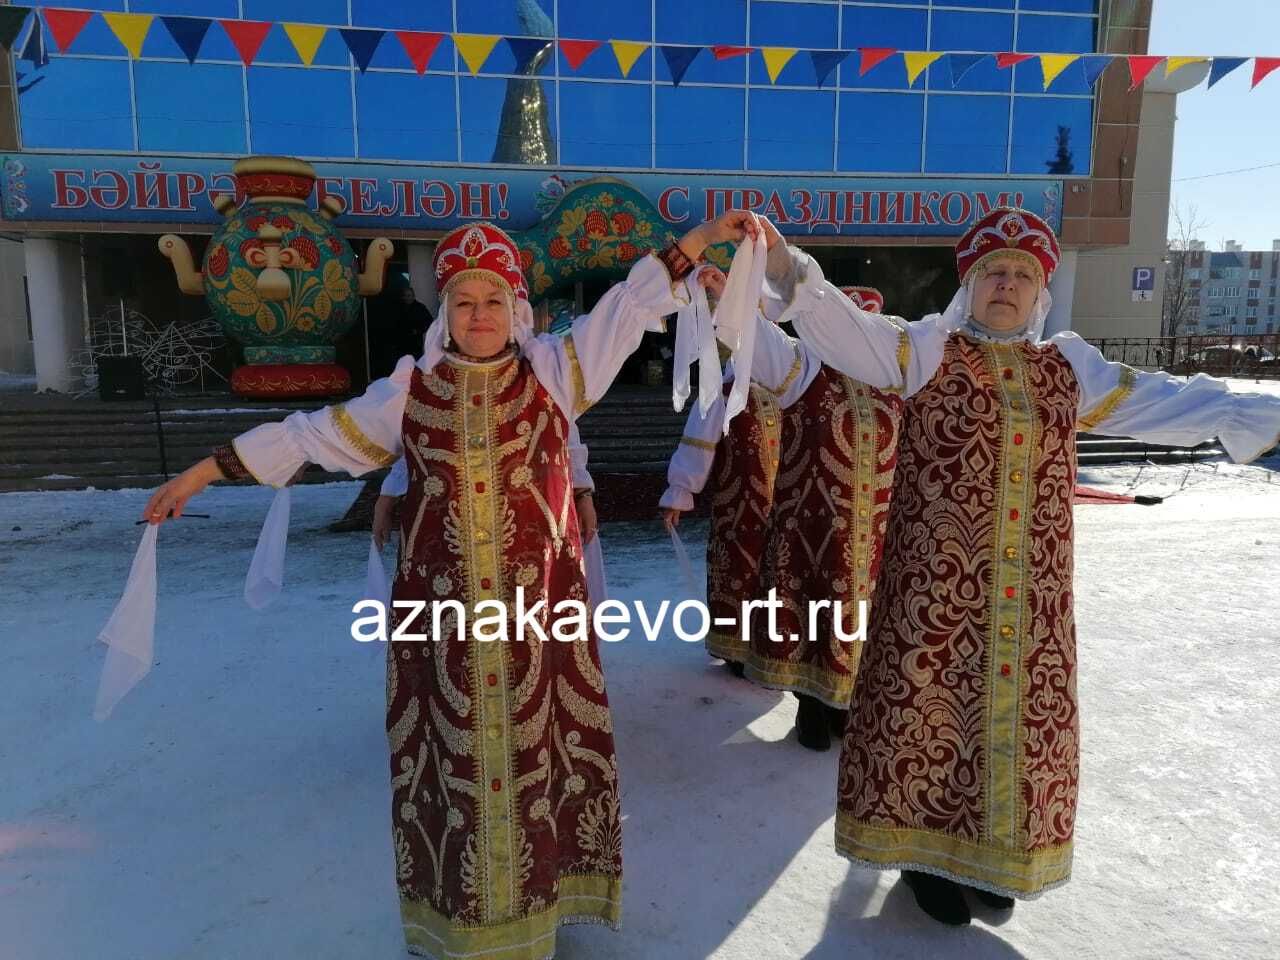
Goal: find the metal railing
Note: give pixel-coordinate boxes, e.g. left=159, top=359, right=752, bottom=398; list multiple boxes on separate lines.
left=1084, top=334, right=1280, bottom=379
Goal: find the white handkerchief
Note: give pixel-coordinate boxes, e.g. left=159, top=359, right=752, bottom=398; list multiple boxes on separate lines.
left=244, top=487, right=291, bottom=610
left=94, top=523, right=159, bottom=721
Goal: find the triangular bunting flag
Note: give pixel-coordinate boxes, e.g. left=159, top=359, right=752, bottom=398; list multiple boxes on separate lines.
left=1039, top=53, right=1080, bottom=90
left=560, top=38, right=601, bottom=70
left=1126, top=55, right=1164, bottom=90
left=809, top=49, right=849, bottom=88
left=1252, top=57, right=1280, bottom=89
left=396, top=31, right=444, bottom=74
left=1165, top=56, right=1207, bottom=77
left=610, top=39, right=647, bottom=78
left=903, top=51, right=942, bottom=87
left=43, top=8, right=91, bottom=53
left=220, top=20, right=272, bottom=67
left=161, top=16, right=212, bottom=64
left=102, top=12, right=153, bottom=59
left=506, top=36, right=551, bottom=74
left=761, top=47, right=798, bottom=83
left=1080, top=54, right=1114, bottom=87
left=282, top=23, right=327, bottom=66
left=0, top=6, right=30, bottom=52
left=948, top=53, right=987, bottom=86
left=660, top=45, right=701, bottom=87
left=995, top=52, right=1034, bottom=70
left=341, top=28, right=385, bottom=73
left=858, top=47, right=897, bottom=76
left=711, top=44, right=752, bottom=60
left=454, top=33, right=500, bottom=75
left=1206, top=56, right=1247, bottom=88
left=18, top=12, right=46, bottom=66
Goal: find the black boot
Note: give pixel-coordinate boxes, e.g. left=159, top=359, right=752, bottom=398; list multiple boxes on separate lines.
left=726, top=660, right=745, bottom=678
left=902, top=871, right=971, bottom=926
left=795, top=695, right=831, bottom=751
left=969, top=886, right=1015, bottom=911
left=826, top=705, right=849, bottom=737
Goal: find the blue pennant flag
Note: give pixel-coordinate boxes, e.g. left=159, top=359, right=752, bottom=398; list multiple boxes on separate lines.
left=161, top=16, right=212, bottom=64
left=660, top=45, right=702, bottom=87
left=1207, top=56, right=1247, bottom=88
left=1080, top=54, right=1114, bottom=88
left=506, top=36, right=552, bottom=74
left=809, top=49, right=849, bottom=88
left=18, top=12, right=46, bottom=67
left=339, top=28, right=385, bottom=73
left=948, top=53, right=987, bottom=86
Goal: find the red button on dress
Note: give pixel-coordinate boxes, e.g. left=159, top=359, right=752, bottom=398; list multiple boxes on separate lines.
left=480, top=577, right=492, bottom=589
left=1014, top=433, right=1024, bottom=445
left=491, top=779, right=502, bottom=792
left=472, top=395, right=483, bottom=406
left=1009, top=508, right=1020, bottom=521
left=486, top=673, right=498, bottom=687
left=1003, top=368, right=1014, bottom=380
left=1000, top=664, right=1012, bottom=677
left=1005, top=586, right=1016, bottom=598
left=475, top=481, right=486, bottom=493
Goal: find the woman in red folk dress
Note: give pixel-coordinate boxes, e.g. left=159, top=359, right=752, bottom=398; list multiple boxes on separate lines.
left=141, top=211, right=762, bottom=959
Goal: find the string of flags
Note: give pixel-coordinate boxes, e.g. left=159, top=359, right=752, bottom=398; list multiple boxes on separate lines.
left=2, top=5, right=1278, bottom=93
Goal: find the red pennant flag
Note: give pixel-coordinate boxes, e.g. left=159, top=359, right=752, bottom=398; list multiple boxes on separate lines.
left=711, top=44, right=752, bottom=61
left=858, top=47, right=897, bottom=76
left=1251, top=57, right=1280, bottom=89
left=560, top=38, right=602, bottom=70
left=395, top=30, right=443, bottom=74
left=43, top=8, right=93, bottom=52
left=220, top=19, right=272, bottom=67
left=1126, top=55, right=1164, bottom=90
left=995, top=52, right=1035, bottom=70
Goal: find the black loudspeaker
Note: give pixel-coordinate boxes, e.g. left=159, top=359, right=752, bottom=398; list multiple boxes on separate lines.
left=97, top=355, right=146, bottom=401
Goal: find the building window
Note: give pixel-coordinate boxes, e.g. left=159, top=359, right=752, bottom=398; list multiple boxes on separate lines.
left=1208, top=287, right=1222, bottom=298
left=1188, top=268, right=1201, bottom=280
left=1250, top=269, right=1262, bottom=280
left=1226, top=267, right=1242, bottom=279
left=1246, top=306, right=1259, bottom=319
left=1225, top=286, right=1241, bottom=298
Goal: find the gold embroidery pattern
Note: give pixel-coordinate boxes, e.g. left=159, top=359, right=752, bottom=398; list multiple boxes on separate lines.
left=1078, top=365, right=1137, bottom=431
left=563, top=336, right=592, bottom=415
left=768, top=341, right=804, bottom=398
left=679, top=435, right=717, bottom=451
left=895, top=328, right=911, bottom=389
left=330, top=404, right=397, bottom=466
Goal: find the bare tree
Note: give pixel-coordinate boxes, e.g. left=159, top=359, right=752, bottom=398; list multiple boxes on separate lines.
left=1162, top=202, right=1209, bottom=338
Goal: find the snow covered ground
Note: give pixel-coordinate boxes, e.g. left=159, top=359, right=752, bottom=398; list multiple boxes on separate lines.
left=0, top=369, right=36, bottom=392
left=2, top=460, right=1279, bottom=960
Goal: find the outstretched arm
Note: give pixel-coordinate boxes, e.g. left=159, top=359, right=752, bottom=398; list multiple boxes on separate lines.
left=142, top=356, right=414, bottom=524
left=1055, top=333, right=1280, bottom=463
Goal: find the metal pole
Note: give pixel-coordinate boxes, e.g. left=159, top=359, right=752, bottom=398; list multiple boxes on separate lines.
left=362, top=297, right=371, bottom=386
left=152, top=394, right=169, bottom=481
left=120, top=296, right=127, bottom=355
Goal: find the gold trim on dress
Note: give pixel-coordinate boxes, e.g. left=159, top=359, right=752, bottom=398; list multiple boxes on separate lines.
left=744, top=655, right=860, bottom=709
left=834, top=815, right=1072, bottom=899
left=984, top=342, right=1037, bottom=851
left=562, top=336, right=593, bottom=416
left=768, top=342, right=804, bottom=398
left=707, top=628, right=751, bottom=664
left=1078, top=366, right=1137, bottom=431
left=401, top=873, right=622, bottom=960
left=330, top=404, right=398, bottom=466
left=679, top=435, right=717, bottom=451
left=895, top=328, right=911, bottom=388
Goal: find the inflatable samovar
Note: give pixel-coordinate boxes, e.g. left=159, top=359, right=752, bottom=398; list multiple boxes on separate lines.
left=160, top=156, right=393, bottom=398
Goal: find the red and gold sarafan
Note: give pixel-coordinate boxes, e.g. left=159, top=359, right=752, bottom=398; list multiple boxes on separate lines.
left=746, top=367, right=904, bottom=707
left=704, top=383, right=783, bottom=664
left=837, top=335, right=1080, bottom=899
left=388, top=352, right=621, bottom=959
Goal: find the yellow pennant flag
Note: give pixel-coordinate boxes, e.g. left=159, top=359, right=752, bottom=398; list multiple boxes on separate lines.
left=283, top=23, right=327, bottom=66
left=610, top=39, right=648, bottom=78
left=103, top=12, right=154, bottom=59
left=453, top=33, right=500, bottom=76
left=1165, top=56, right=1207, bottom=76
left=1039, top=53, right=1080, bottom=90
left=761, top=47, right=798, bottom=84
left=903, top=51, right=942, bottom=87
